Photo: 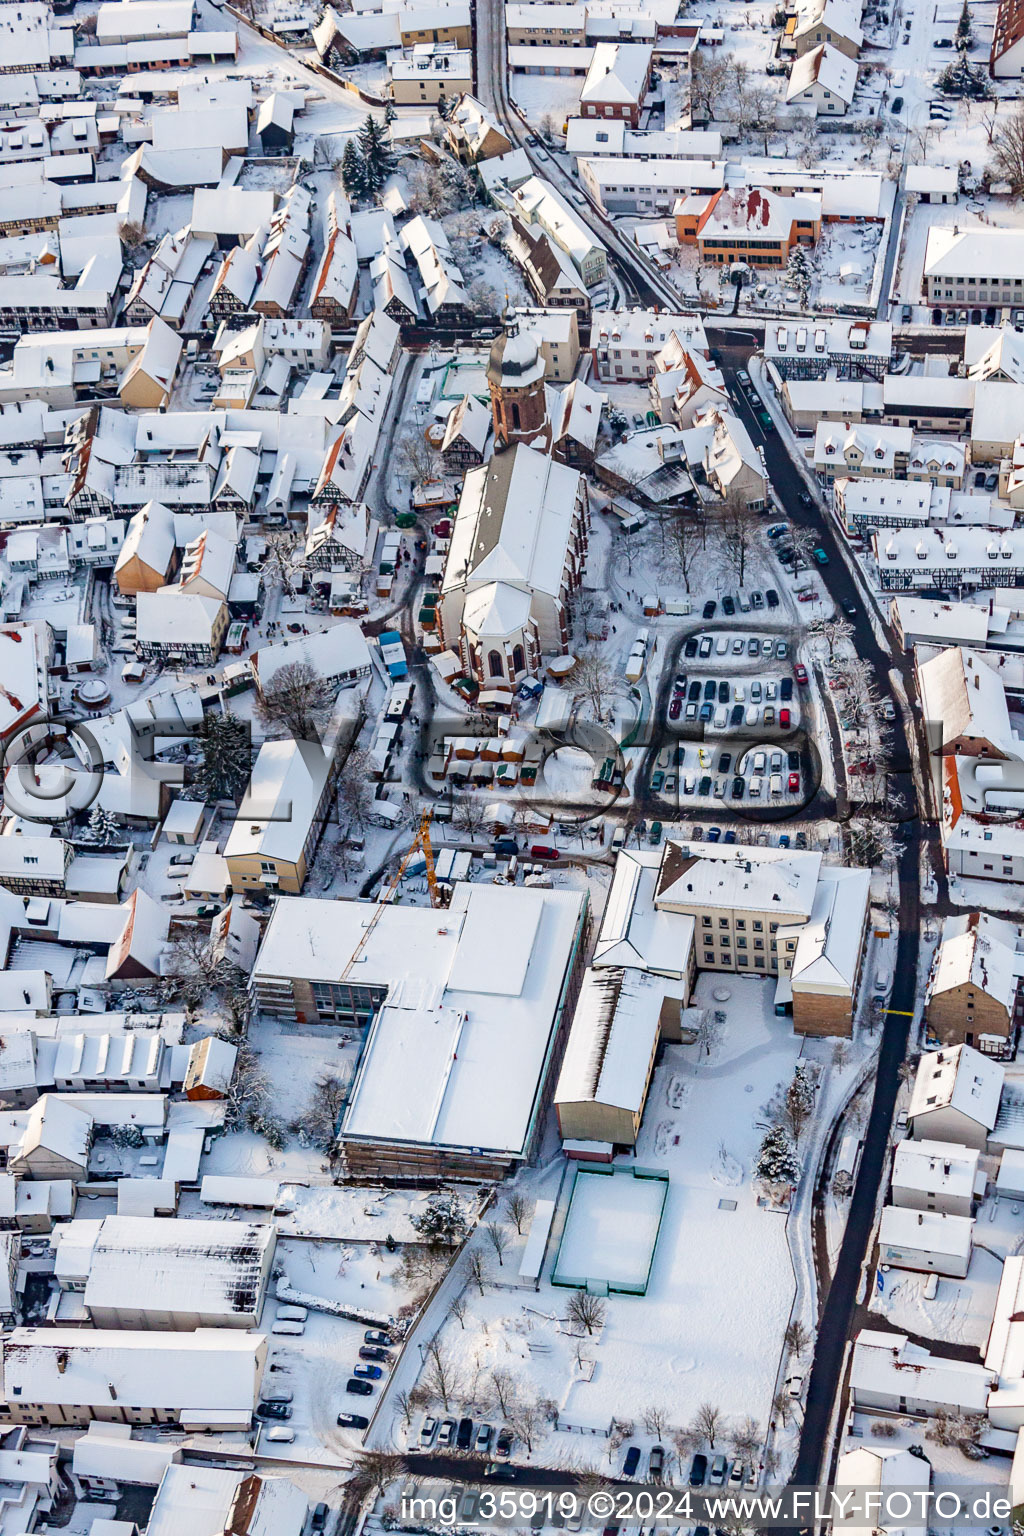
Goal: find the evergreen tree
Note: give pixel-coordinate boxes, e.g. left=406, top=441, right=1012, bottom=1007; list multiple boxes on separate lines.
left=955, top=0, right=973, bottom=50
left=85, top=804, right=119, bottom=845
left=341, top=137, right=367, bottom=200
left=785, top=243, right=813, bottom=302
left=754, top=1126, right=800, bottom=1187
left=358, top=114, right=392, bottom=196
left=191, top=712, right=252, bottom=804
left=384, top=97, right=396, bottom=125
left=409, top=1189, right=470, bottom=1250
left=436, top=91, right=448, bottom=120
left=936, top=51, right=991, bottom=96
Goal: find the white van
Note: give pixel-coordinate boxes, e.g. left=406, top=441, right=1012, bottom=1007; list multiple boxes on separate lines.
left=753, top=751, right=766, bottom=775
left=770, top=751, right=783, bottom=773
left=265, top=1426, right=296, bottom=1443
left=714, top=706, right=728, bottom=730
left=749, top=775, right=763, bottom=798
left=277, top=1305, right=308, bottom=1323
left=745, top=706, right=760, bottom=727
left=770, top=774, right=783, bottom=797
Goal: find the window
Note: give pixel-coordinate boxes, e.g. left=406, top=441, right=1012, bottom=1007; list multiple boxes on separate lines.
left=702, top=915, right=712, bottom=927
left=512, top=644, right=525, bottom=674
left=753, top=920, right=763, bottom=931
left=704, top=951, right=715, bottom=964
left=488, top=650, right=503, bottom=678
left=736, top=919, right=746, bottom=930
left=719, top=917, right=728, bottom=928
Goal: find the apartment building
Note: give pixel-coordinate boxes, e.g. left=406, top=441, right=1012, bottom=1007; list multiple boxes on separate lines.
left=676, top=186, right=821, bottom=267
left=925, top=911, right=1023, bottom=1056
left=924, top=227, right=1024, bottom=309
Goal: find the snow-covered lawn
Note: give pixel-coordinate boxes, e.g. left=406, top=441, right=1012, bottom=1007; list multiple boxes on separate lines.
left=510, top=74, right=583, bottom=129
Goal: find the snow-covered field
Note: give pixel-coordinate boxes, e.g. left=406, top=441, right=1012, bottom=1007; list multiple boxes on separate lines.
left=553, top=1169, right=666, bottom=1291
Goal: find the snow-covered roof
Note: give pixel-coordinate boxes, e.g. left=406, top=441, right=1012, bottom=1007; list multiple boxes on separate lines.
left=699, top=186, right=821, bottom=243
left=918, top=646, right=1018, bottom=758
left=136, top=590, right=224, bottom=647
left=891, top=1138, right=980, bottom=1203
left=789, top=865, right=871, bottom=993
left=72, top=1421, right=181, bottom=1488
left=80, top=1214, right=273, bottom=1322
left=580, top=40, right=652, bottom=106
left=851, top=1329, right=992, bottom=1414
left=928, top=910, right=1023, bottom=1011
left=259, top=884, right=586, bottom=1158
left=225, top=739, right=332, bottom=867
left=786, top=42, right=857, bottom=104
left=655, top=840, right=822, bottom=920
left=926, top=226, right=1024, bottom=281
left=593, top=849, right=694, bottom=977
left=555, top=967, right=664, bottom=1114
left=252, top=621, right=370, bottom=692
left=879, top=1204, right=974, bottom=1259
left=2, top=1326, right=264, bottom=1414
left=908, top=1043, right=1004, bottom=1132
left=18, top=1093, right=91, bottom=1167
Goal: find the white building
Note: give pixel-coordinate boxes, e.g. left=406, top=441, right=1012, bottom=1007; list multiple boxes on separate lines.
left=850, top=1328, right=993, bottom=1417
left=907, top=1043, right=1004, bottom=1149
left=878, top=1205, right=974, bottom=1277
left=986, top=1255, right=1024, bottom=1429
left=511, top=177, right=607, bottom=285
left=890, top=1139, right=980, bottom=1218
left=786, top=42, right=858, bottom=114
left=833, top=1446, right=930, bottom=1536
left=925, top=227, right=1024, bottom=309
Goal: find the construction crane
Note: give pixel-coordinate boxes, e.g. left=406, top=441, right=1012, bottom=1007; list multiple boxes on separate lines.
left=340, top=812, right=440, bottom=982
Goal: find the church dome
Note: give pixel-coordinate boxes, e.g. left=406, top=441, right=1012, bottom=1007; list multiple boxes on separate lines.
left=488, top=322, right=544, bottom=385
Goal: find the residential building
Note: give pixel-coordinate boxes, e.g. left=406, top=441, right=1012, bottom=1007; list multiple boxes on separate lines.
left=873, top=526, right=1024, bottom=591
left=785, top=42, right=858, bottom=114
left=511, top=176, right=607, bottom=285
left=765, top=318, right=892, bottom=380
left=591, top=309, right=709, bottom=381
left=814, top=422, right=913, bottom=482
left=510, top=306, right=581, bottom=380
left=578, top=42, right=653, bottom=127
left=925, top=911, right=1023, bottom=1055
left=444, top=93, right=513, bottom=162
left=0, top=1328, right=266, bottom=1429
left=792, top=0, right=863, bottom=57
left=878, top=1206, right=974, bottom=1277
left=113, top=501, right=176, bottom=595
left=135, top=590, right=229, bottom=664
left=850, top=1329, right=993, bottom=1418
left=907, top=1043, right=1004, bottom=1149
left=53, top=1214, right=275, bottom=1330
left=890, top=1139, right=980, bottom=1218
left=506, top=217, right=590, bottom=315
left=251, top=884, right=589, bottom=1181
left=579, top=156, right=724, bottom=217
left=986, top=1256, right=1024, bottom=1428
left=833, top=1448, right=930, bottom=1536
left=991, top=0, right=1024, bottom=75
left=224, top=738, right=338, bottom=896
left=389, top=45, right=473, bottom=106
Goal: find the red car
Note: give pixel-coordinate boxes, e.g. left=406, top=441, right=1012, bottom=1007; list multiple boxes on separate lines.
left=779, top=708, right=791, bottom=728
left=530, top=845, right=560, bottom=862
left=669, top=698, right=682, bottom=719
left=797, top=591, right=816, bottom=603
left=788, top=771, right=800, bottom=792
left=793, top=664, right=809, bottom=685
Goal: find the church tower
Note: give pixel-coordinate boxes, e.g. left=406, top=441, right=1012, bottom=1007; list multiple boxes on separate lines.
left=486, top=313, right=550, bottom=451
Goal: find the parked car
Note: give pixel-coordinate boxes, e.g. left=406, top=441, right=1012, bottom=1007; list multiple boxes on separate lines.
left=337, top=1412, right=370, bottom=1428
left=649, top=1446, right=665, bottom=1481
left=719, top=751, right=732, bottom=773
left=776, top=639, right=788, bottom=658
left=729, top=1461, right=745, bottom=1488
left=706, top=826, right=722, bottom=843
left=780, top=708, right=792, bottom=728
left=476, top=1423, right=493, bottom=1454
left=765, top=588, right=779, bottom=608
left=812, top=547, right=829, bottom=565
left=717, top=680, right=729, bottom=703
left=702, top=599, right=717, bottom=619
left=256, top=1401, right=292, bottom=1420
left=723, top=828, right=737, bottom=843
left=780, top=677, right=793, bottom=701
left=265, top=1426, right=295, bottom=1443
left=365, top=1329, right=391, bottom=1347
left=623, top=1446, right=642, bottom=1478
left=699, top=635, right=713, bottom=658
left=704, top=679, right=716, bottom=700
left=437, top=1418, right=456, bottom=1446
left=748, top=638, right=760, bottom=658
left=684, top=636, right=699, bottom=658
left=891, top=94, right=903, bottom=112
left=767, top=524, right=788, bottom=539
left=496, top=1427, right=514, bottom=1459
left=353, top=1364, right=382, bottom=1380
left=359, top=1346, right=390, bottom=1363
left=731, top=637, right=744, bottom=655
left=312, top=1505, right=330, bottom=1531
left=882, top=700, right=896, bottom=720
left=751, top=590, right=764, bottom=609
left=793, top=663, right=809, bottom=685
left=730, top=705, right=744, bottom=725
left=688, top=679, right=701, bottom=700
left=709, top=1455, right=728, bottom=1486
left=689, top=1453, right=708, bottom=1487
left=731, top=775, right=745, bottom=800
left=457, top=1417, right=474, bottom=1450
left=788, top=772, right=800, bottom=792
left=722, top=595, right=736, bottom=616
left=669, top=698, right=681, bottom=720
left=346, top=1380, right=373, bottom=1396
left=530, top=845, right=560, bottom=861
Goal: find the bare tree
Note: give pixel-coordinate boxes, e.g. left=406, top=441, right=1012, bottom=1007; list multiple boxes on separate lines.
left=730, top=1416, right=761, bottom=1462
left=736, top=81, right=777, bottom=154
left=467, top=1249, right=487, bottom=1294
left=450, top=1291, right=468, bottom=1329
left=353, top=1449, right=405, bottom=1496
left=453, top=796, right=489, bottom=841
left=771, top=1389, right=793, bottom=1427
left=255, top=658, right=334, bottom=742
left=506, top=1191, right=529, bottom=1234
left=336, top=746, right=375, bottom=833
left=695, top=1010, right=723, bottom=1060
left=575, top=649, right=618, bottom=721
left=657, top=505, right=703, bottom=591
left=485, top=1221, right=510, bottom=1267
left=643, top=1404, right=671, bottom=1438
left=989, top=102, right=1024, bottom=195
left=694, top=1401, right=722, bottom=1449
left=672, top=1424, right=700, bottom=1459
left=491, top=1367, right=519, bottom=1416
left=397, top=428, right=443, bottom=485
left=690, top=46, right=733, bottom=120
left=843, top=815, right=905, bottom=868
left=509, top=1396, right=545, bottom=1453
left=394, top=1388, right=416, bottom=1428
left=810, top=613, right=855, bottom=662
left=300, top=1071, right=349, bottom=1150
left=717, top=495, right=761, bottom=589
left=785, top=1319, right=811, bottom=1357
left=423, top=1338, right=463, bottom=1412
left=565, top=1289, right=607, bottom=1336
